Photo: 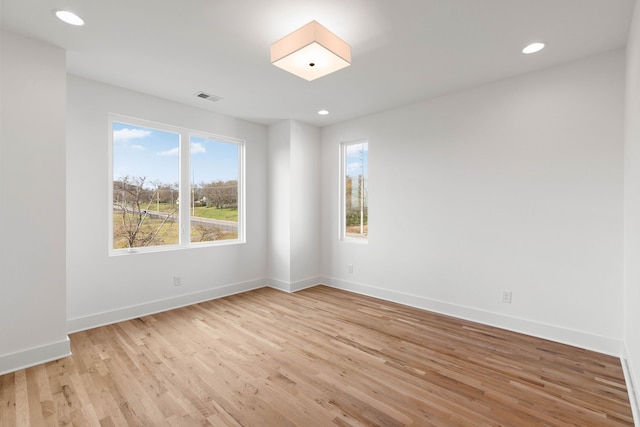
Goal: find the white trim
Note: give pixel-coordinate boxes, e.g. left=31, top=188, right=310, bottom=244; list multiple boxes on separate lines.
left=320, top=276, right=622, bottom=357
left=622, top=345, right=640, bottom=426
left=0, top=337, right=71, bottom=376
left=267, top=276, right=323, bottom=293
left=267, top=277, right=291, bottom=292
left=290, top=276, right=323, bottom=292
left=67, top=278, right=266, bottom=333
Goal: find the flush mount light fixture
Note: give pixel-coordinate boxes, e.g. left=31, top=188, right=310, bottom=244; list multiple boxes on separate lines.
left=271, top=20, right=351, bottom=81
left=522, top=42, right=545, bottom=54
left=54, top=9, right=85, bottom=26
left=318, top=109, right=329, bottom=115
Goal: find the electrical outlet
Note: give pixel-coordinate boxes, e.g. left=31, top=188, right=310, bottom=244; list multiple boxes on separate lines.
left=502, top=290, right=512, bottom=304
left=174, top=276, right=183, bottom=287
left=348, top=264, right=354, bottom=274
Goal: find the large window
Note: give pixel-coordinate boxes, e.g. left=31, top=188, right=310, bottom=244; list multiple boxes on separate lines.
left=341, top=140, right=368, bottom=240
left=110, top=115, right=244, bottom=253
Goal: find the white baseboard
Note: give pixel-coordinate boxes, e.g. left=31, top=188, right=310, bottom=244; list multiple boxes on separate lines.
left=67, top=278, right=267, bottom=333
left=0, top=337, right=71, bottom=376
left=67, top=275, right=623, bottom=356
left=290, top=276, right=323, bottom=292
left=267, top=276, right=322, bottom=293
left=266, top=277, right=291, bottom=292
left=622, top=345, right=640, bottom=426
left=320, top=276, right=622, bottom=357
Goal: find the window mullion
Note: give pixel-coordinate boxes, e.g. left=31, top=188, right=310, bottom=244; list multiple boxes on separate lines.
left=180, top=130, right=191, bottom=246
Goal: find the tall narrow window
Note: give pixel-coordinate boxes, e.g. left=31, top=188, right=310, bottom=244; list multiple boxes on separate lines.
left=109, top=115, right=244, bottom=253
left=342, top=141, right=368, bottom=240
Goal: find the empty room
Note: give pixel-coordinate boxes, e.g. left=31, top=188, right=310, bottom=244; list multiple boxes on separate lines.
left=1, top=0, right=640, bottom=425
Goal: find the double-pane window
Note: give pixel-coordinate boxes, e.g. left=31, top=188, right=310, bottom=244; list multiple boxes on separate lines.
left=110, top=115, right=244, bottom=253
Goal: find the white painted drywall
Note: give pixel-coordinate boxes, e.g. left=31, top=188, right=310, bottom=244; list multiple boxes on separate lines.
left=267, top=121, right=292, bottom=285
left=290, top=121, right=321, bottom=285
left=320, top=50, right=625, bottom=354
left=66, top=76, right=268, bottom=330
left=267, top=120, right=321, bottom=290
left=624, top=0, right=640, bottom=419
left=0, top=31, right=70, bottom=373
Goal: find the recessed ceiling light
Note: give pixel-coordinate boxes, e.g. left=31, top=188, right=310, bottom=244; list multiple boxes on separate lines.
left=54, top=10, right=85, bottom=26
left=522, top=42, right=545, bottom=54
left=318, top=110, right=329, bottom=116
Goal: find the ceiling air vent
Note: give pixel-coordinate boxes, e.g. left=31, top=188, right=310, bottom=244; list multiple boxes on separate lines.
left=195, top=91, right=223, bottom=102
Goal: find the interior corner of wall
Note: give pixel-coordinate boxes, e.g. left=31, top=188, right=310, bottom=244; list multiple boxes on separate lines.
left=622, top=344, right=640, bottom=426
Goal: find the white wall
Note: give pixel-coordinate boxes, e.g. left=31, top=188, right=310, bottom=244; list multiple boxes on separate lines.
left=66, top=75, right=268, bottom=331
left=267, top=120, right=321, bottom=291
left=320, top=50, right=626, bottom=355
left=290, top=121, right=321, bottom=286
left=624, top=1, right=640, bottom=421
left=0, top=31, right=70, bottom=374
left=267, top=121, right=292, bottom=284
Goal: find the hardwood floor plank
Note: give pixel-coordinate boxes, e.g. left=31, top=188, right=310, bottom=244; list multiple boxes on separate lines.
left=1, top=286, right=634, bottom=426
left=1, top=373, right=17, bottom=427
left=14, top=370, right=30, bottom=426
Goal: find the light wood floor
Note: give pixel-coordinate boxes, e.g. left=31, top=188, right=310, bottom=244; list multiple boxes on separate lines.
left=0, top=286, right=634, bottom=426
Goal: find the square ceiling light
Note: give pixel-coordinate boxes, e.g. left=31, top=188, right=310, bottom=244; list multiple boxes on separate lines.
left=271, top=20, right=351, bottom=81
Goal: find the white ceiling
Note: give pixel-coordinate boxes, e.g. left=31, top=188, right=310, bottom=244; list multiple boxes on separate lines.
left=0, top=0, right=635, bottom=126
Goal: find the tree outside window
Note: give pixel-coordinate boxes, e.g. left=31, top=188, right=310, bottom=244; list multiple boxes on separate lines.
left=343, top=141, right=368, bottom=240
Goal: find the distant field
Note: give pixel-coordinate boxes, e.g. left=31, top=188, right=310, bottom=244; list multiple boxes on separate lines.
left=152, top=203, right=238, bottom=222
left=112, top=214, right=179, bottom=248
left=113, top=210, right=236, bottom=249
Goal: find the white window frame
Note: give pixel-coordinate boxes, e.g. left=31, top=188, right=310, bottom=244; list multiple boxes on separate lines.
left=108, top=114, right=245, bottom=255
left=339, top=139, right=369, bottom=243
left=187, top=130, right=245, bottom=247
